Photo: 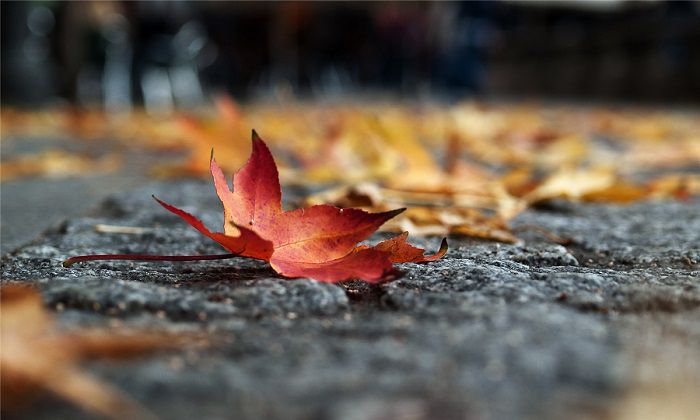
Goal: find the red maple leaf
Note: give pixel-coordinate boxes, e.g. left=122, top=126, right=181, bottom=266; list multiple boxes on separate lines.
left=65, top=131, right=446, bottom=283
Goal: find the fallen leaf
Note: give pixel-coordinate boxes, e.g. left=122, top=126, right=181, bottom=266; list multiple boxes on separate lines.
left=147, top=96, right=251, bottom=178
left=193, top=131, right=446, bottom=281
left=647, top=174, right=700, bottom=200
left=67, top=131, right=447, bottom=283
left=306, top=182, right=522, bottom=244
left=371, top=232, right=448, bottom=263
left=581, top=182, right=648, bottom=204
left=0, top=285, right=196, bottom=419
left=388, top=207, right=521, bottom=244
left=523, top=166, right=617, bottom=203
left=0, top=150, right=122, bottom=182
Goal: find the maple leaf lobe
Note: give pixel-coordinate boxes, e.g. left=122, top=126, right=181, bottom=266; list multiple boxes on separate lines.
left=153, top=195, right=273, bottom=260
left=270, top=247, right=394, bottom=283
left=374, top=232, right=448, bottom=263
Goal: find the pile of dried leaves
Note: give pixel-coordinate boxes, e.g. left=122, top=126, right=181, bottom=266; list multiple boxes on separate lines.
left=2, top=99, right=698, bottom=242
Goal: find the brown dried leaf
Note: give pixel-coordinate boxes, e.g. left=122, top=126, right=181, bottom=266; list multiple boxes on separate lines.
left=0, top=285, right=198, bottom=419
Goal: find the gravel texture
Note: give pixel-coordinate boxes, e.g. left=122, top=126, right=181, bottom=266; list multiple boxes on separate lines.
left=2, top=180, right=699, bottom=420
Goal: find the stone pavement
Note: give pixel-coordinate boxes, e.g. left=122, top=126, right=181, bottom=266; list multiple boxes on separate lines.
left=2, top=180, right=699, bottom=420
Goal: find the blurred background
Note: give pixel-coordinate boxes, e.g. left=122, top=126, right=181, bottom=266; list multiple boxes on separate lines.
left=2, top=0, right=700, bottom=109
left=2, top=1, right=700, bottom=253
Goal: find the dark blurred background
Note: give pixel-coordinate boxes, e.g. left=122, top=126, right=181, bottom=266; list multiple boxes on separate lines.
left=2, top=0, right=699, bottom=109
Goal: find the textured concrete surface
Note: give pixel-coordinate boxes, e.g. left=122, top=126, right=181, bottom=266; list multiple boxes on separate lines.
left=0, top=135, right=158, bottom=253
left=2, top=180, right=699, bottom=420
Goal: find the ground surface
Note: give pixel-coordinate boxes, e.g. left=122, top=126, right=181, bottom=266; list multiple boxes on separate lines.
left=1, top=179, right=699, bottom=420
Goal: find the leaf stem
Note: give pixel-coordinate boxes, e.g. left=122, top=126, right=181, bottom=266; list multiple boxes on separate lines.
left=62, top=253, right=239, bottom=268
